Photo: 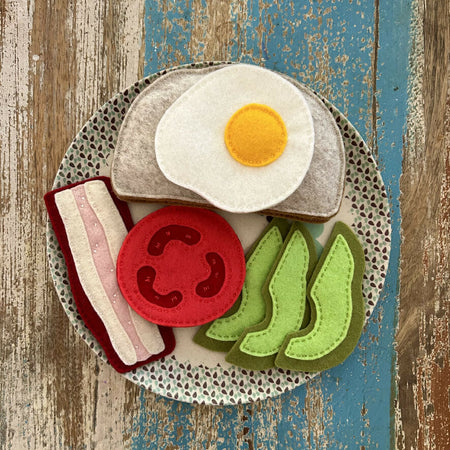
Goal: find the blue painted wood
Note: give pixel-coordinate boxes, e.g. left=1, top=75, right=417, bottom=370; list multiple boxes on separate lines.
left=136, top=1, right=412, bottom=447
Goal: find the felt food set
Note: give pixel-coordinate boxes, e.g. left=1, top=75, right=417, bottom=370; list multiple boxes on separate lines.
left=46, top=62, right=391, bottom=404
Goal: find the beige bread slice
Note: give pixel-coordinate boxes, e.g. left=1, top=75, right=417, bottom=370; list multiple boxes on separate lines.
left=111, top=64, right=345, bottom=222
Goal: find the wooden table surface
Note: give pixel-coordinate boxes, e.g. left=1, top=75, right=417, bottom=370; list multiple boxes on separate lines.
left=1, top=1, right=448, bottom=448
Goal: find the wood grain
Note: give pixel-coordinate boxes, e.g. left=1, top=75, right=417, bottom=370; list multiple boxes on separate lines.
left=1, top=0, right=145, bottom=448
left=398, top=0, right=450, bottom=448
left=1, top=0, right=448, bottom=448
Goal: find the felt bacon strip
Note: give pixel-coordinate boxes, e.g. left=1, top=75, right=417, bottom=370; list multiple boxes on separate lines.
left=45, top=177, right=175, bottom=373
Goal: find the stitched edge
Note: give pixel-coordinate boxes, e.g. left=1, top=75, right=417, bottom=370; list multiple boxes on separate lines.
left=117, top=207, right=246, bottom=327
left=285, top=234, right=354, bottom=359
left=239, top=230, right=308, bottom=356
left=205, top=226, right=283, bottom=340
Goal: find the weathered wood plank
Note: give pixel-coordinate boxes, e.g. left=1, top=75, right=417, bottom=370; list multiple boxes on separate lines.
left=1, top=0, right=145, bottom=448
left=397, top=0, right=450, bottom=448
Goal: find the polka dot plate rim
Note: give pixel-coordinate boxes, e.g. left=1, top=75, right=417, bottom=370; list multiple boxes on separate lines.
left=46, top=62, right=391, bottom=405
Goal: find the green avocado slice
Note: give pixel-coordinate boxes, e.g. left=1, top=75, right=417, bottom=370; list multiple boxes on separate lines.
left=193, top=218, right=290, bottom=352
left=225, top=222, right=317, bottom=370
left=275, top=221, right=365, bottom=372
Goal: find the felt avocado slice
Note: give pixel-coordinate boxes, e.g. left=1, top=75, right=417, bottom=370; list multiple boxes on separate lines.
left=275, top=221, right=365, bottom=372
left=193, top=218, right=290, bottom=352
left=225, top=223, right=317, bottom=370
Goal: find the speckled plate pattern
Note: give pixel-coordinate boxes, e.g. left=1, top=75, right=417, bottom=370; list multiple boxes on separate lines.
left=46, top=62, right=391, bottom=405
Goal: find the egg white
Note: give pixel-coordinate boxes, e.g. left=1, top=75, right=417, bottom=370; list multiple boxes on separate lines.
left=155, top=64, right=315, bottom=213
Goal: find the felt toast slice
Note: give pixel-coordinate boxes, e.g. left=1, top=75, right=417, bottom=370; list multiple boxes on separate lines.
left=225, top=223, right=317, bottom=370
left=111, top=64, right=345, bottom=222
left=275, top=222, right=365, bottom=372
left=193, top=218, right=291, bottom=352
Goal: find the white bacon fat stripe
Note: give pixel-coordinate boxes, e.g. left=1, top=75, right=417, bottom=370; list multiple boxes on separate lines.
left=55, top=180, right=164, bottom=365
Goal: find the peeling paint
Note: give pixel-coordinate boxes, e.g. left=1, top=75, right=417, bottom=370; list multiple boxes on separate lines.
left=397, top=0, right=450, bottom=449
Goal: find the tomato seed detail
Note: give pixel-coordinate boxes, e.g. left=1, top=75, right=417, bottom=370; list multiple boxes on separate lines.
left=137, top=266, right=183, bottom=308
left=196, top=253, right=226, bottom=298
left=147, top=225, right=201, bottom=256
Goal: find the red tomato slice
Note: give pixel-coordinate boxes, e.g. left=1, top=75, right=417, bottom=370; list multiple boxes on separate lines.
left=117, top=206, right=246, bottom=327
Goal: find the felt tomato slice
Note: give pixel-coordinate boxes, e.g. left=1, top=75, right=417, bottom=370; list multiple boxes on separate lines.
left=117, top=206, right=246, bottom=327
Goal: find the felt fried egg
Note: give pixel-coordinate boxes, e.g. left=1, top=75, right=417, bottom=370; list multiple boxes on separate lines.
left=154, top=64, right=315, bottom=214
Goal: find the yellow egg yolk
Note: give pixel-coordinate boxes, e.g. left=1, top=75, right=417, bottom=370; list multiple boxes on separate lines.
left=224, top=103, right=287, bottom=167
